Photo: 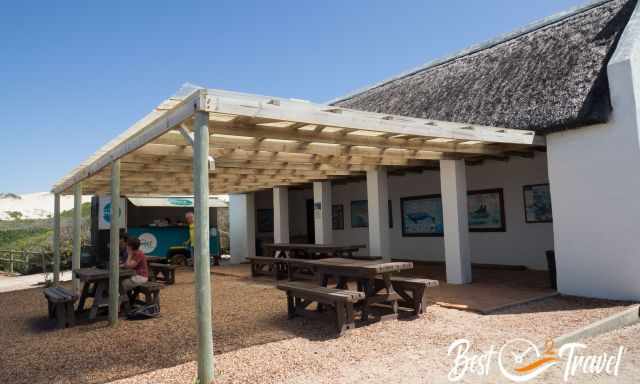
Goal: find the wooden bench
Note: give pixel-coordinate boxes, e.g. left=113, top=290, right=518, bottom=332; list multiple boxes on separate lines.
left=43, top=287, right=77, bottom=328
left=148, top=263, right=178, bottom=285
left=277, top=281, right=365, bottom=335
left=284, top=258, right=318, bottom=281
left=249, top=256, right=287, bottom=279
left=130, top=282, right=163, bottom=308
left=376, top=277, right=439, bottom=316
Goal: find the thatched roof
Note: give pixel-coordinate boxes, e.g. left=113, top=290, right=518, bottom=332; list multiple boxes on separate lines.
left=332, top=0, right=637, bottom=134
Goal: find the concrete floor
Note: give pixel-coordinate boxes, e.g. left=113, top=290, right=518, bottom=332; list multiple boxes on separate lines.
left=214, top=261, right=557, bottom=314
left=402, top=263, right=557, bottom=314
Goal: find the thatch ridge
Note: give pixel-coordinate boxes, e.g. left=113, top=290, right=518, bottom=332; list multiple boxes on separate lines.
left=332, top=0, right=637, bottom=133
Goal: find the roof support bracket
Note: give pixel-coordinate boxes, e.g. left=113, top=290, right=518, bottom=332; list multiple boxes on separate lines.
left=180, top=124, right=215, bottom=170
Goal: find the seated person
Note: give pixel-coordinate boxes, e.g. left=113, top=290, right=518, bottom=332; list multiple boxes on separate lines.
left=119, top=233, right=128, bottom=264
left=120, top=237, right=149, bottom=294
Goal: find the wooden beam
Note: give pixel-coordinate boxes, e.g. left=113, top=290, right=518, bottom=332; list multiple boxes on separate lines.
left=205, top=123, right=511, bottom=156
left=202, top=88, right=540, bottom=145
left=52, top=85, right=202, bottom=194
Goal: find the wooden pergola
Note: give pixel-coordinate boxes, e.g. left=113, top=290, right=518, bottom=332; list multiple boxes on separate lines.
left=50, top=83, right=543, bottom=383
left=52, top=85, right=543, bottom=196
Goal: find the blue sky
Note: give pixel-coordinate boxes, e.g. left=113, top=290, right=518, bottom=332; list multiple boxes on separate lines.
left=0, top=0, right=587, bottom=193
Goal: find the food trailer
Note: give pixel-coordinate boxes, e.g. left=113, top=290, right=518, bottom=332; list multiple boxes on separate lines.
left=90, top=195, right=228, bottom=265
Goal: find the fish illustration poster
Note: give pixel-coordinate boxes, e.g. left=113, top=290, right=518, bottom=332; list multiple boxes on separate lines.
left=401, top=195, right=444, bottom=236
left=467, top=189, right=505, bottom=231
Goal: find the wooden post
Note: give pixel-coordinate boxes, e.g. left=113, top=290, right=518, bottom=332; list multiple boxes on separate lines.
left=53, top=193, right=61, bottom=285
left=72, top=183, right=83, bottom=295
left=193, top=110, right=214, bottom=383
left=109, top=160, right=121, bottom=326
left=9, top=252, right=14, bottom=274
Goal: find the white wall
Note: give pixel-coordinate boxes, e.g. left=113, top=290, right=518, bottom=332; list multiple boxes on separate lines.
left=229, top=193, right=255, bottom=263
left=250, top=155, right=553, bottom=270
left=546, top=3, right=640, bottom=300
left=341, top=155, right=552, bottom=269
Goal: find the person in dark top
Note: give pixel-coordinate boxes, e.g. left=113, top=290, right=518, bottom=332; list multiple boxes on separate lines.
left=119, top=233, right=128, bottom=264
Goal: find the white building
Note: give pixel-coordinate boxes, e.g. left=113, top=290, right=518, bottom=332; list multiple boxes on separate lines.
left=52, top=0, right=640, bottom=308
left=228, top=0, right=640, bottom=301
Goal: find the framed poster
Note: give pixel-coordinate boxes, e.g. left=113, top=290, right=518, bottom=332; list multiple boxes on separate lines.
left=332, top=204, right=344, bottom=230
left=467, top=188, right=506, bottom=232
left=523, top=183, right=552, bottom=223
left=350, top=200, right=368, bottom=228
left=400, top=194, right=444, bottom=237
left=388, top=200, right=393, bottom=228
left=98, top=195, right=127, bottom=230
left=256, top=209, right=273, bottom=233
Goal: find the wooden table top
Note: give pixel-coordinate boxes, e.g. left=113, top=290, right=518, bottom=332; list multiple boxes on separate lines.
left=74, top=268, right=135, bottom=281
left=302, top=258, right=413, bottom=275
left=264, top=243, right=366, bottom=250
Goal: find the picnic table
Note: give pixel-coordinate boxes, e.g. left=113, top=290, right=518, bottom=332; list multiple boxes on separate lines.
left=263, top=243, right=367, bottom=259
left=291, top=257, right=414, bottom=321
left=145, top=255, right=164, bottom=264
left=74, top=268, right=135, bottom=320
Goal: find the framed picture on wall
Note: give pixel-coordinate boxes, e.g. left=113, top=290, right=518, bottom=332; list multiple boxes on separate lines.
left=256, top=209, right=273, bottom=233
left=467, top=188, right=506, bottom=232
left=332, top=204, right=344, bottom=230
left=350, top=200, right=368, bottom=228
left=523, top=183, right=553, bottom=223
left=388, top=200, right=393, bottom=228
left=400, top=194, right=444, bottom=237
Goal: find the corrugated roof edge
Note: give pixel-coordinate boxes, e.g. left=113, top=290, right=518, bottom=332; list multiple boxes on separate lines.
left=327, top=0, right=615, bottom=105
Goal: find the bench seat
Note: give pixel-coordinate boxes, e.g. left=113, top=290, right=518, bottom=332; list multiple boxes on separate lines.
left=149, top=262, right=178, bottom=285
left=248, top=256, right=287, bottom=280
left=277, top=281, right=365, bottom=335
left=375, top=276, right=439, bottom=316
left=44, top=287, right=78, bottom=328
left=130, top=281, right=163, bottom=308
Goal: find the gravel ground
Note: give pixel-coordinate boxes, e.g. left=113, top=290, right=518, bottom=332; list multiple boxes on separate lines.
left=0, top=270, right=335, bottom=384
left=109, top=296, right=638, bottom=384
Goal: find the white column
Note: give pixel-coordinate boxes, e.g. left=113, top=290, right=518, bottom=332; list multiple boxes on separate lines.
left=193, top=110, right=214, bottom=383
left=273, top=186, right=290, bottom=243
left=52, top=193, right=61, bottom=285
left=72, top=183, right=82, bottom=295
left=313, top=181, right=332, bottom=244
left=366, top=168, right=390, bottom=258
left=440, top=159, right=472, bottom=284
left=229, top=192, right=255, bottom=263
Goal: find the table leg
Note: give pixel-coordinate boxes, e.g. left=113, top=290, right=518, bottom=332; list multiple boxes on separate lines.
left=336, top=276, right=348, bottom=289
left=360, top=278, right=375, bottom=322
left=317, top=272, right=330, bottom=312
left=76, top=281, right=91, bottom=314
left=89, top=281, right=106, bottom=320
left=380, top=274, right=399, bottom=318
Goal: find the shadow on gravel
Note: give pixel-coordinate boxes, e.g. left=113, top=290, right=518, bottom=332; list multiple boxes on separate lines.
left=489, top=295, right=637, bottom=316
